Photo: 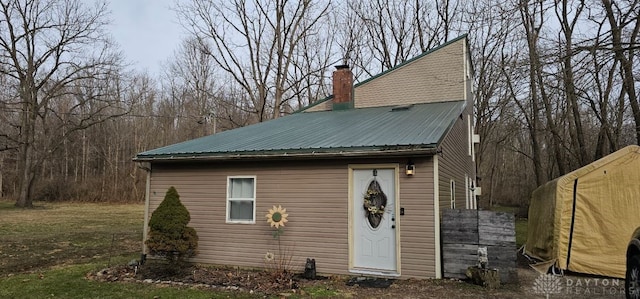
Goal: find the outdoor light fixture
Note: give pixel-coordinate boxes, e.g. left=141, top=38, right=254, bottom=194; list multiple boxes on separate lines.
left=405, top=160, right=415, bottom=176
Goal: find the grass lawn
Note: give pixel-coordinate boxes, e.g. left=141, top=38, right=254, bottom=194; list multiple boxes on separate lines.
left=0, top=200, right=143, bottom=275
left=515, top=218, right=528, bottom=248
left=0, top=261, right=246, bottom=299
left=0, top=200, right=246, bottom=298
left=489, top=205, right=528, bottom=247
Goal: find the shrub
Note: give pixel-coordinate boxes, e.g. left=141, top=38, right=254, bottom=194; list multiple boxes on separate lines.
left=145, top=186, right=198, bottom=265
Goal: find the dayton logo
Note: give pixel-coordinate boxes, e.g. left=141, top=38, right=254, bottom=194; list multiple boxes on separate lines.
left=532, top=274, right=563, bottom=299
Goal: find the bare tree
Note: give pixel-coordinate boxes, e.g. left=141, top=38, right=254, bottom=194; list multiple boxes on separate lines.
left=0, top=0, right=123, bottom=207
left=347, top=0, right=462, bottom=74
left=582, top=6, right=627, bottom=158
left=463, top=0, right=520, bottom=205
left=516, top=0, right=548, bottom=186
left=601, top=0, right=640, bottom=145
left=162, top=38, right=219, bottom=141
left=555, top=0, right=588, bottom=166
left=349, top=0, right=419, bottom=72
left=176, top=0, right=331, bottom=122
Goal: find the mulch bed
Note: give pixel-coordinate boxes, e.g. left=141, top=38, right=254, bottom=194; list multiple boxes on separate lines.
left=86, top=261, right=323, bottom=296
left=86, top=256, right=543, bottom=298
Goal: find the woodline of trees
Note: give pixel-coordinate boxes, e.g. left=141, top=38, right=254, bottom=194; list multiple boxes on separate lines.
left=0, top=0, right=637, bottom=211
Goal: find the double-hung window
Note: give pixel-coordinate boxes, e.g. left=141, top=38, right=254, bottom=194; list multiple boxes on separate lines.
left=226, top=176, right=256, bottom=223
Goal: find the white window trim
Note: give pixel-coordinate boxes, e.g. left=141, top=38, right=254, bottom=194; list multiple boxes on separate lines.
left=468, top=116, right=472, bottom=157
left=469, top=115, right=479, bottom=162
left=226, top=175, right=257, bottom=224
left=465, top=174, right=470, bottom=209
left=450, top=179, right=456, bottom=209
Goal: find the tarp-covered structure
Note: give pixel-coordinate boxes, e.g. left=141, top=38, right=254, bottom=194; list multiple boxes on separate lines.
left=526, top=145, right=640, bottom=278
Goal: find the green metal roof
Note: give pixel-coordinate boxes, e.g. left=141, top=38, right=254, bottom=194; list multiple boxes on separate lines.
left=134, top=100, right=466, bottom=161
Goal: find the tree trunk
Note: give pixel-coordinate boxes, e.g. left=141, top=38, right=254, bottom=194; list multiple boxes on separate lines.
left=520, top=1, right=546, bottom=186
left=559, top=0, right=587, bottom=166
left=0, top=153, right=4, bottom=198
left=602, top=0, right=640, bottom=145
left=16, top=124, right=35, bottom=208
left=15, top=81, right=37, bottom=208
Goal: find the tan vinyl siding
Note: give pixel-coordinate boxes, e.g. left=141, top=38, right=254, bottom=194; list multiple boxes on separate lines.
left=149, top=161, right=348, bottom=275
left=303, top=38, right=467, bottom=112
left=303, top=100, right=332, bottom=112
left=147, top=157, right=436, bottom=279
left=398, top=157, right=436, bottom=277
left=354, top=39, right=466, bottom=108
left=436, top=37, right=476, bottom=212
left=438, top=103, right=476, bottom=211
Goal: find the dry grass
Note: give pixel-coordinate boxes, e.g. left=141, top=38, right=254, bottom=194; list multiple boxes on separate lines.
left=0, top=200, right=252, bottom=298
left=0, top=200, right=144, bottom=276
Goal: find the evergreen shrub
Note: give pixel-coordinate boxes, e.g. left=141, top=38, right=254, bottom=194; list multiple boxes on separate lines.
left=145, top=186, right=198, bottom=265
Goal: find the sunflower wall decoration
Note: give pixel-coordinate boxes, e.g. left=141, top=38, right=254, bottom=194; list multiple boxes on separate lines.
left=363, top=180, right=387, bottom=228
left=266, top=205, right=289, bottom=229
left=264, top=205, right=292, bottom=274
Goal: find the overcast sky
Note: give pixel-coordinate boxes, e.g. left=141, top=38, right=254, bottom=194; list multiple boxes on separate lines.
left=108, top=0, right=183, bottom=75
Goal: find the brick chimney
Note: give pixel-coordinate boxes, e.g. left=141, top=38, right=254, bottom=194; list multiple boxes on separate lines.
left=332, top=64, right=354, bottom=110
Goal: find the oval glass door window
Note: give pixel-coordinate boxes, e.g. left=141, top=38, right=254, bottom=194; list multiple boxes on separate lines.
left=363, top=180, right=387, bottom=228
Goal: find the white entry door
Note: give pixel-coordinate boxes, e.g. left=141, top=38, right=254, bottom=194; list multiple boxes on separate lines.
left=352, top=168, right=397, bottom=273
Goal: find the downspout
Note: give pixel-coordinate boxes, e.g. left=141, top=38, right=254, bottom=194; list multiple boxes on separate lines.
left=140, top=162, right=151, bottom=254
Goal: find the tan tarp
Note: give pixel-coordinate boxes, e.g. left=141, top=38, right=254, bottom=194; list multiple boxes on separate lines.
left=525, top=145, right=640, bottom=278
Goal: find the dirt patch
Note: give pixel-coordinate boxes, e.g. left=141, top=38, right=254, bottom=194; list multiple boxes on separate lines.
left=345, top=276, right=394, bottom=288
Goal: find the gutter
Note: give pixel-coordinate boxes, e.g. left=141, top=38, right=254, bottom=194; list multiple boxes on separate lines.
left=132, top=147, right=439, bottom=163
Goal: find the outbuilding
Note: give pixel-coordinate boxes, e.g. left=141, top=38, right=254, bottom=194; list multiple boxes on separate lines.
left=526, top=145, right=640, bottom=278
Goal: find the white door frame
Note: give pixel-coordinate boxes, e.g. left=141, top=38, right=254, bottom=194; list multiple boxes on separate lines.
left=348, top=163, right=401, bottom=276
